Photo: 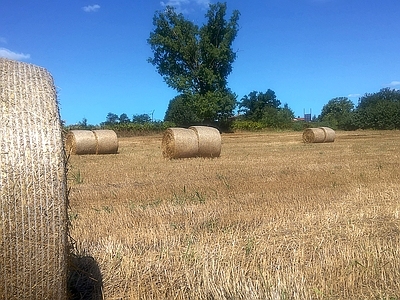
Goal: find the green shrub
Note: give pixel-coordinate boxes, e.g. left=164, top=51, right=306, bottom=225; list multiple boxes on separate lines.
left=232, top=120, right=266, bottom=131
left=101, top=121, right=176, bottom=136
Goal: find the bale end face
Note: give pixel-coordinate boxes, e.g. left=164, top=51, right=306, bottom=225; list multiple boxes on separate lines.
left=302, top=128, right=326, bottom=143
left=302, top=127, right=336, bottom=143
left=65, top=130, right=97, bottom=155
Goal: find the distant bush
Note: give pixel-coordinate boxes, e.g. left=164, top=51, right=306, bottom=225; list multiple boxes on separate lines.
left=317, top=97, right=357, bottom=130
left=291, top=121, right=309, bottom=132
left=65, top=121, right=176, bottom=137
left=354, top=88, right=400, bottom=130
left=101, top=121, right=176, bottom=136
left=232, top=120, right=266, bottom=131
left=66, top=118, right=99, bottom=131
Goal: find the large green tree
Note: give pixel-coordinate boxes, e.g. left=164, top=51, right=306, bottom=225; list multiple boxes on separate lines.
left=105, top=112, right=119, bottom=124
left=148, top=2, right=240, bottom=127
left=355, top=88, right=400, bottom=129
left=319, top=97, right=355, bottom=130
left=119, top=113, right=130, bottom=123
left=164, top=94, right=201, bottom=126
left=132, top=114, right=151, bottom=124
left=237, top=90, right=294, bottom=129
left=238, top=89, right=281, bottom=121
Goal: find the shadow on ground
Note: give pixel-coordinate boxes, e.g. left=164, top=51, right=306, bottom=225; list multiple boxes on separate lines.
left=68, top=254, right=103, bottom=300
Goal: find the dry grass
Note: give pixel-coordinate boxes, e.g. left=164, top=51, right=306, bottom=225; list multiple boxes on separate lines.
left=67, top=130, right=400, bottom=299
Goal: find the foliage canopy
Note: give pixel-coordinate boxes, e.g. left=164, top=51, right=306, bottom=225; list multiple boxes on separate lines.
left=238, top=90, right=281, bottom=121
left=237, top=90, right=294, bottom=129
left=319, top=97, right=355, bottom=130
left=148, top=2, right=240, bottom=127
left=355, top=88, right=400, bottom=129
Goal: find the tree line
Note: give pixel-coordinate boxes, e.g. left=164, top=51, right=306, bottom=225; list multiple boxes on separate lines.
left=68, top=86, right=399, bottom=133
left=319, top=88, right=400, bottom=130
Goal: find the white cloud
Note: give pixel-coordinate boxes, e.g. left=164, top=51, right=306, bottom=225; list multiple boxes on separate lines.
left=0, top=48, right=30, bottom=60
left=347, top=93, right=361, bottom=98
left=387, top=81, right=400, bottom=87
left=161, top=0, right=189, bottom=6
left=160, top=0, right=209, bottom=14
left=82, top=4, right=100, bottom=12
left=160, top=0, right=189, bottom=14
left=195, top=0, right=210, bottom=8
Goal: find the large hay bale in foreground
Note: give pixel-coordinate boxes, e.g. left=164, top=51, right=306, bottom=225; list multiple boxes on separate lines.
left=93, top=129, right=118, bottom=154
left=189, top=126, right=221, bottom=157
left=162, top=128, right=199, bottom=159
left=0, top=58, right=68, bottom=299
left=302, top=128, right=326, bottom=143
left=65, top=130, right=97, bottom=155
left=320, top=126, right=336, bottom=142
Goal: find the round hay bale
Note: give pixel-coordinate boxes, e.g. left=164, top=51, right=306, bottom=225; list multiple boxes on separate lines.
left=161, top=127, right=199, bottom=159
left=0, top=58, right=68, bottom=299
left=320, top=126, right=336, bottom=142
left=189, top=126, right=221, bottom=157
left=65, top=130, right=97, bottom=155
left=302, top=128, right=326, bottom=143
left=93, top=129, right=118, bottom=154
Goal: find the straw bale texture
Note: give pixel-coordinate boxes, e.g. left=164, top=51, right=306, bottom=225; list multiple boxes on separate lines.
left=302, top=128, right=326, bottom=143
left=65, top=130, right=97, bottom=155
left=93, top=129, right=118, bottom=154
left=0, top=58, right=68, bottom=299
left=320, top=126, right=336, bottom=142
left=162, top=128, right=199, bottom=159
left=189, top=126, right=221, bottom=157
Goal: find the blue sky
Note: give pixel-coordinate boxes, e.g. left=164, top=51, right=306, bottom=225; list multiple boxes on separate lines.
left=1, top=0, right=400, bottom=125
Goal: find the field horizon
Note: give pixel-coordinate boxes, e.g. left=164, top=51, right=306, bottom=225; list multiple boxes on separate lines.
left=67, top=130, right=400, bottom=299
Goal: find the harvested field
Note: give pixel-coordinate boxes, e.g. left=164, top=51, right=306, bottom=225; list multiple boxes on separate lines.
left=67, top=130, right=400, bottom=299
